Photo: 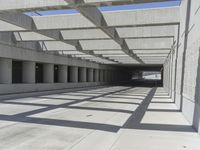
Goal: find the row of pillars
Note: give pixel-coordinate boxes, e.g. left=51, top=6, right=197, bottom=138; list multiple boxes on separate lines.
left=0, top=58, right=129, bottom=84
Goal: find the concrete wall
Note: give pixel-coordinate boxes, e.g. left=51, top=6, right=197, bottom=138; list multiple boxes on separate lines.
left=0, top=42, right=131, bottom=96
left=167, top=0, right=200, bottom=134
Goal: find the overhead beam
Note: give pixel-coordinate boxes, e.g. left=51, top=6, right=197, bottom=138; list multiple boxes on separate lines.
left=0, top=12, right=117, bottom=64
left=65, top=0, right=144, bottom=64
left=0, top=0, right=177, bottom=12
left=0, top=8, right=179, bottom=32
left=0, top=32, right=43, bottom=51
left=12, top=26, right=176, bottom=41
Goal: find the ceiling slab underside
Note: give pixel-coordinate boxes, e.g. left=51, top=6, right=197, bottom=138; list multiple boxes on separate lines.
left=0, top=0, right=180, bottom=65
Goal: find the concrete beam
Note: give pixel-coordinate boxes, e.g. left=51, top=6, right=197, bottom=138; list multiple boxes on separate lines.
left=0, top=0, right=173, bottom=12
left=31, top=7, right=179, bottom=30
left=65, top=0, right=144, bottom=64
left=13, top=26, right=176, bottom=42
left=0, top=13, right=116, bottom=64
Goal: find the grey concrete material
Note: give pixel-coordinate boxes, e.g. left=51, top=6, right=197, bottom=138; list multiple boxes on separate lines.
left=58, top=65, right=68, bottom=83
left=61, top=29, right=110, bottom=40
left=103, top=70, right=108, bottom=82
left=182, top=96, right=195, bottom=124
left=0, top=12, right=33, bottom=30
left=31, top=7, right=179, bottom=30
left=167, top=0, right=200, bottom=134
left=43, top=63, right=54, bottom=83
left=80, top=40, right=121, bottom=50
left=103, top=7, right=180, bottom=26
left=0, top=86, right=200, bottom=150
left=110, top=130, right=200, bottom=150
left=79, top=67, right=87, bottom=82
left=87, top=68, right=94, bottom=82
left=32, top=14, right=95, bottom=30
left=99, top=70, right=104, bottom=82
left=36, top=32, right=115, bottom=63
left=1, top=0, right=200, bottom=138
left=0, top=20, right=25, bottom=31
left=94, top=69, right=99, bottom=82
left=0, top=58, right=12, bottom=84
left=0, top=7, right=178, bottom=65
left=193, top=103, right=200, bottom=134
left=0, top=4, right=179, bottom=66
left=0, top=0, right=68, bottom=12
left=69, top=66, right=78, bottom=83
left=125, top=38, right=173, bottom=50
left=0, top=13, right=116, bottom=64
left=116, top=26, right=177, bottom=38
left=14, top=32, right=54, bottom=41
left=0, top=82, right=105, bottom=96
left=0, top=0, right=174, bottom=12
left=0, top=32, right=15, bottom=44
left=15, top=29, right=110, bottom=41
left=22, top=61, right=35, bottom=83
left=65, top=1, right=143, bottom=63
left=0, top=42, right=115, bottom=70
left=16, top=41, right=42, bottom=51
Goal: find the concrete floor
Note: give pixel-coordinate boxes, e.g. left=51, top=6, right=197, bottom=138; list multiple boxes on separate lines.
left=0, top=86, right=200, bottom=150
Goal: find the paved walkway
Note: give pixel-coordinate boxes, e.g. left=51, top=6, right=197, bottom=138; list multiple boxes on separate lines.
left=0, top=86, right=200, bottom=150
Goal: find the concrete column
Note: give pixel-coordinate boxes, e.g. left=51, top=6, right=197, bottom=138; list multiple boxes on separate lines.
left=58, top=65, right=68, bottom=83
left=0, top=58, right=12, bottom=84
left=87, top=68, right=94, bottom=82
left=111, top=71, right=114, bottom=82
left=43, top=63, right=54, bottom=83
left=22, top=61, right=35, bottom=83
left=100, top=69, right=104, bottom=82
left=108, top=71, right=111, bottom=82
left=104, top=70, right=108, bottom=82
left=79, top=67, right=86, bottom=82
left=69, top=66, right=78, bottom=83
left=94, top=69, right=99, bottom=82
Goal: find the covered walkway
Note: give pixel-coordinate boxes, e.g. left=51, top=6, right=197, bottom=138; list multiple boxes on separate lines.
left=0, top=86, right=200, bottom=150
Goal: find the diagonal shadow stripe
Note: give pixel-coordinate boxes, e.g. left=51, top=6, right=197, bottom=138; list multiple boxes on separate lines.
left=123, top=88, right=157, bottom=128
left=0, top=114, right=120, bottom=132
left=13, top=87, right=133, bottom=118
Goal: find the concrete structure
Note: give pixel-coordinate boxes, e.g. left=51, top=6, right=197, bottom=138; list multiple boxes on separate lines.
left=1, top=0, right=200, bottom=149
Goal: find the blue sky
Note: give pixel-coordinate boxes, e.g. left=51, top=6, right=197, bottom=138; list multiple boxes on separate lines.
left=26, top=0, right=181, bottom=16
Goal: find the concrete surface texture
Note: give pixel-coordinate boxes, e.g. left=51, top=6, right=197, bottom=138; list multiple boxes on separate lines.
left=0, top=86, right=200, bottom=150
left=1, top=0, right=200, bottom=149
left=163, top=0, right=200, bottom=134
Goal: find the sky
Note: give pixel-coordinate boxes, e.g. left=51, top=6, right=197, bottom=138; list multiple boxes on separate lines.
left=25, top=0, right=181, bottom=16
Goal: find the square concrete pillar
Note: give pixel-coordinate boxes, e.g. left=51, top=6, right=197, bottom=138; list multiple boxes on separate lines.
left=58, top=65, right=68, bottom=83
left=79, top=67, right=87, bottom=82
left=87, top=68, right=94, bottom=82
left=22, top=61, right=35, bottom=83
left=94, top=69, right=99, bottom=82
left=0, top=58, right=12, bottom=84
left=69, top=66, right=78, bottom=83
left=43, top=63, right=54, bottom=83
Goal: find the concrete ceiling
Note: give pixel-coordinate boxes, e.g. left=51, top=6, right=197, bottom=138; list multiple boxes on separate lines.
left=0, top=0, right=180, bottom=65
